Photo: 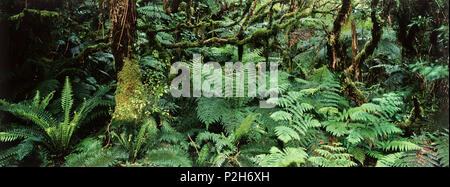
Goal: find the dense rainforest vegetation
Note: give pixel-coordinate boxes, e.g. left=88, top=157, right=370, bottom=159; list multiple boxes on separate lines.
left=0, top=0, right=448, bottom=167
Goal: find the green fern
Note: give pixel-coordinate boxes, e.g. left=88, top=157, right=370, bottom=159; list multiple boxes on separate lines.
left=381, top=140, right=422, bottom=152
left=64, top=138, right=126, bottom=167
left=375, top=152, right=410, bottom=167
left=138, top=3, right=170, bottom=20
left=112, top=117, right=158, bottom=162
left=0, top=77, right=112, bottom=155
left=274, top=126, right=300, bottom=143
left=196, top=97, right=231, bottom=129
left=255, top=147, right=308, bottom=167
left=308, top=143, right=357, bottom=167
left=436, top=130, right=449, bottom=167
left=143, top=147, right=192, bottom=167
left=0, top=139, right=35, bottom=166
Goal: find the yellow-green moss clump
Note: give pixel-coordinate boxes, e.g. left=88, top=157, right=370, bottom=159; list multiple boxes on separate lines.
left=112, top=58, right=147, bottom=125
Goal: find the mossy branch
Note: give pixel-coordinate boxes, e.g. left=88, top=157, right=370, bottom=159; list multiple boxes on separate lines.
left=140, top=1, right=262, bottom=34
left=163, top=7, right=313, bottom=49
left=75, top=43, right=111, bottom=62
left=9, top=8, right=59, bottom=22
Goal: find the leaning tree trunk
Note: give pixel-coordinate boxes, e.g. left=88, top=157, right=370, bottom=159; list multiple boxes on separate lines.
left=109, top=0, right=144, bottom=125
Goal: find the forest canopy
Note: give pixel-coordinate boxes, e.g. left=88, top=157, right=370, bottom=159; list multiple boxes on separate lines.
left=0, top=0, right=448, bottom=167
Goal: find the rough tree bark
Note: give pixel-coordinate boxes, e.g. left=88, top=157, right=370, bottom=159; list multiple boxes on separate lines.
left=109, top=0, right=136, bottom=72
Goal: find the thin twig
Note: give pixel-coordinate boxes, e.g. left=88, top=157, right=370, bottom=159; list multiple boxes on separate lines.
left=188, top=134, right=200, bottom=157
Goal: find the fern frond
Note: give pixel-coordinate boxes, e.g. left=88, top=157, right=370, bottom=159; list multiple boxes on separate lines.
left=436, top=130, right=449, bottom=167
left=375, top=152, right=410, bottom=167
left=196, top=98, right=231, bottom=129
left=255, top=147, right=308, bottom=167
left=0, top=139, right=34, bottom=166
left=232, top=113, right=258, bottom=143
left=145, top=147, right=192, bottom=167
left=138, top=3, right=170, bottom=20
left=382, top=140, right=422, bottom=152
left=0, top=127, right=42, bottom=142
left=274, top=126, right=300, bottom=143
left=270, top=111, right=292, bottom=121
left=61, top=76, right=74, bottom=124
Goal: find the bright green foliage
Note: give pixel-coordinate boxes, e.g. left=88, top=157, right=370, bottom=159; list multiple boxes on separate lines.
left=0, top=0, right=448, bottom=168
left=192, top=113, right=261, bottom=167
left=255, top=147, right=308, bottom=167
left=138, top=3, right=170, bottom=20
left=196, top=98, right=231, bottom=129
left=0, top=77, right=112, bottom=162
left=308, top=143, right=357, bottom=167
left=410, top=61, right=449, bottom=82
left=143, top=147, right=193, bottom=167
left=264, top=66, right=428, bottom=167
left=437, top=133, right=449, bottom=167
left=112, top=117, right=158, bottom=161
left=64, top=138, right=126, bottom=167
left=375, top=152, right=410, bottom=167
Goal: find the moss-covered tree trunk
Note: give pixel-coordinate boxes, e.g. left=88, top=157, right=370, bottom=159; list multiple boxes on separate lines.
left=109, top=0, right=144, bottom=125
left=327, top=0, right=352, bottom=71
left=341, top=0, right=382, bottom=106
left=346, top=0, right=383, bottom=81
